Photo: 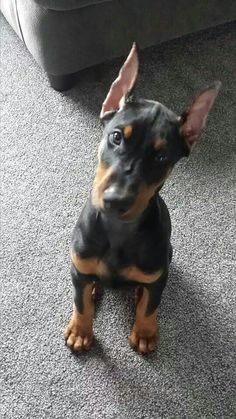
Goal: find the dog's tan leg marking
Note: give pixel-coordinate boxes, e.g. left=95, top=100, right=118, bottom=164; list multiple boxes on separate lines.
left=130, top=287, right=159, bottom=354
left=135, top=286, right=143, bottom=305
left=120, top=266, right=163, bottom=284
left=65, top=253, right=108, bottom=352
left=64, top=284, right=94, bottom=352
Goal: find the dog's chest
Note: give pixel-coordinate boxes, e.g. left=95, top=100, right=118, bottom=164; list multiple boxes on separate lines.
left=100, top=215, right=162, bottom=276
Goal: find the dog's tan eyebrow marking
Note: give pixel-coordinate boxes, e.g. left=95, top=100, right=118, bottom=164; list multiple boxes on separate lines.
left=123, top=125, right=133, bottom=139
left=154, top=138, right=166, bottom=150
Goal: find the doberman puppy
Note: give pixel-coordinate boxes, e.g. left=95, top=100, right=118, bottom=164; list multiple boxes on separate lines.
left=64, top=44, right=221, bottom=354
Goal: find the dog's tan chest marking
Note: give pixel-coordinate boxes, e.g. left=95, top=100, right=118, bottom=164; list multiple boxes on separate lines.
left=71, top=250, right=163, bottom=285
left=120, top=266, right=163, bottom=284
left=70, top=250, right=109, bottom=278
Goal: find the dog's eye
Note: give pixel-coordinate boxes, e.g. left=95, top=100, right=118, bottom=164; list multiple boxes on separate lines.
left=109, top=130, right=122, bottom=146
left=154, top=152, right=168, bottom=163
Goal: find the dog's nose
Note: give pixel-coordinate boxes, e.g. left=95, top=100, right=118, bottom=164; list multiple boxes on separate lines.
left=103, top=187, right=133, bottom=214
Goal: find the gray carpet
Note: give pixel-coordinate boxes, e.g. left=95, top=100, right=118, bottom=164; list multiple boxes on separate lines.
left=1, top=15, right=236, bottom=418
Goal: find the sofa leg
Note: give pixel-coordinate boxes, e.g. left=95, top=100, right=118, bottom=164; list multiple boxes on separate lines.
left=47, top=72, right=77, bottom=91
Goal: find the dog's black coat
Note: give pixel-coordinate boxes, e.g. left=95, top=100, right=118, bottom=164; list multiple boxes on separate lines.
left=71, top=99, right=188, bottom=315
left=65, top=41, right=220, bottom=353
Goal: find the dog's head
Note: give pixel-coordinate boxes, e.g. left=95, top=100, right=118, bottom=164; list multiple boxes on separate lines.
left=92, top=44, right=221, bottom=221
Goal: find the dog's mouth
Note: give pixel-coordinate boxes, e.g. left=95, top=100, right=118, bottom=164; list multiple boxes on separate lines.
left=103, top=205, right=128, bottom=215
left=102, top=193, right=135, bottom=217
left=92, top=181, right=159, bottom=221
left=100, top=185, right=155, bottom=221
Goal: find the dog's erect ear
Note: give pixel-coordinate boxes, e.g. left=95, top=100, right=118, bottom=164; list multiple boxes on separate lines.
left=180, top=81, right=221, bottom=150
left=100, top=43, right=139, bottom=119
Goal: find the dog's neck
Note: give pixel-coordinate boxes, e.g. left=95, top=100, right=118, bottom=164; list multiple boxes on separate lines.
left=99, top=195, right=158, bottom=248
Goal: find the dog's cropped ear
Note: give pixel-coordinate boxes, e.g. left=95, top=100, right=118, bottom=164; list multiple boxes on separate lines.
left=100, top=43, right=139, bottom=119
left=179, top=81, right=221, bottom=150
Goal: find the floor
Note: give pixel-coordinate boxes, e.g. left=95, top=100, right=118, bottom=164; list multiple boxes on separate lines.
left=1, top=15, right=235, bottom=419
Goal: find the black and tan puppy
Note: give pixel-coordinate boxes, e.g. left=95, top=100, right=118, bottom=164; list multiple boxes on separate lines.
left=64, top=44, right=221, bottom=354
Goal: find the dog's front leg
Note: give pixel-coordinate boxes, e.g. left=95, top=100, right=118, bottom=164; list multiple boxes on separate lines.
left=130, top=274, right=167, bottom=354
left=64, top=263, right=96, bottom=352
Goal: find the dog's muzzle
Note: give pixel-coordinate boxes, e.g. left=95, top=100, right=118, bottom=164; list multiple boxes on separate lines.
left=103, top=184, right=135, bottom=215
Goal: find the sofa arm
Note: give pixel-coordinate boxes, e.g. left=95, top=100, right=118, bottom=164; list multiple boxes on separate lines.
left=34, top=0, right=112, bottom=11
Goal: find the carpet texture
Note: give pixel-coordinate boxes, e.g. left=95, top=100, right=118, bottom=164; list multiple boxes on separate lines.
left=1, top=15, right=236, bottom=418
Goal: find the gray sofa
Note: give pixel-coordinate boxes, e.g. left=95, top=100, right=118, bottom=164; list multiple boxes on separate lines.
left=1, top=0, right=236, bottom=90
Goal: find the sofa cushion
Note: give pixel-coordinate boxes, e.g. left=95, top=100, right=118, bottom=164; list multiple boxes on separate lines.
left=34, top=0, right=112, bottom=11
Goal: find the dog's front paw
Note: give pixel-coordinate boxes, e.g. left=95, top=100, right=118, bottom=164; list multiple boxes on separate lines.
left=64, top=319, right=93, bottom=352
left=129, top=327, right=159, bottom=354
